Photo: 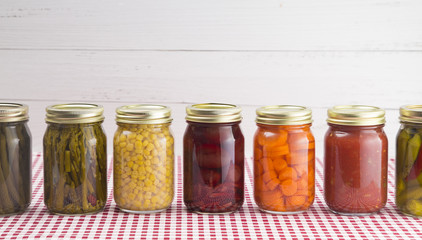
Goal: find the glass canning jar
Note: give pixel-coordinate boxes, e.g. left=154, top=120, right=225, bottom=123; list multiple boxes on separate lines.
left=0, top=103, right=31, bottom=215
left=113, top=104, right=174, bottom=213
left=396, top=105, right=422, bottom=217
left=324, top=105, right=388, bottom=215
left=43, top=103, right=107, bottom=215
left=184, top=103, right=244, bottom=214
left=254, top=105, right=315, bottom=214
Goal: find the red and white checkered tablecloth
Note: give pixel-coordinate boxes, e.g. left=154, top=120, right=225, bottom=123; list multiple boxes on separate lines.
left=1, top=153, right=421, bottom=239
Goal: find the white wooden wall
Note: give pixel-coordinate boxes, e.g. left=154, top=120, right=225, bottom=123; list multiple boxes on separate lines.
left=0, top=0, right=421, bottom=158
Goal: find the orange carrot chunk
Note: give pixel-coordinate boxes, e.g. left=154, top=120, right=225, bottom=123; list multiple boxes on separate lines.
left=260, top=157, right=274, bottom=172
left=273, top=157, right=288, bottom=174
left=262, top=170, right=278, bottom=183
left=266, top=178, right=281, bottom=191
left=290, top=150, right=309, bottom=165
left=278, top=167, right=298, bottom=182
left=293, top=163, right=308, bottom=178
left=257, top=130, right=288, bottom=146
left=297, top=175, right=308, bottom=190
left=264, top=145, right=290, bottom=158
left=288, top=132, right=311, bottom=152
left=286, top=195, right=307, bottom=207
left=280, top=179, right=298, bottom=196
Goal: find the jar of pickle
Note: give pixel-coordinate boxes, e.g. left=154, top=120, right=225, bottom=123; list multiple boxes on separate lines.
left=113, top=104, right=174, bottom=213
left=184, top=103, right=244, bottom=214
left=396, top=105, right=422, bottom=217
left=43, top=103, right=107, bottom=215
left=324, top=105, right=388, bottom=215
left=254, top=105, right=315, bottom=214
left=0, top=103, right=31, bottom=215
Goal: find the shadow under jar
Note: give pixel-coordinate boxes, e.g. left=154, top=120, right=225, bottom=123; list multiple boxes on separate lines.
left=184, top=103, right=244, bottom=214
left=43, top=103, right=107, bottom=215
left=254, top=105, right=315, bottom=214
left=396, top=105, right=422, bottom=217
left=113, top=104, right=174, bottom=213
left=0, top=103, right=31, bottom=216
left=324, top=105, right=388, bottom=215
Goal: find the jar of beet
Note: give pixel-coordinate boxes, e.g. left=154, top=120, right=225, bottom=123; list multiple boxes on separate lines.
left=183, top=103, right=244, bottom=214
left=324, top=105, right=388, bottom=215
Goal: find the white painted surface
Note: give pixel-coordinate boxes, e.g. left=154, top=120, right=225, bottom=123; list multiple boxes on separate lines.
left=0, top=0, right=421, bottom=50
left=0, top=0, right=419, bottom=159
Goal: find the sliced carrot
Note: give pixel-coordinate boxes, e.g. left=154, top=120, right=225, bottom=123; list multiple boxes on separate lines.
left=266, top=178, right=281, bottom=191
left=254, top=161, right=264, bottom=176
left=280, top=179, right=298, bottom=196
left=293, top=163, right=308, bottom=178
left=273, top=157, right=287, bottom=174
left=297, top=175, right=308, bottom=190
left=262, top=170, right=278, bottom=183
left=286, top=195, right=307, bottom=207
left=308, top=149, right=315, bottom=162
left=264, top=144, right=290, bottom=158
left=257, top=130, right=287, bottom=147
left=289, top=150, right=309, bottom=165
left=295, top=189, right=309, bottom=196
left=260, top=157, right=274, bottom=172
left=259, top=189, right=284, bottom=207
left=254, top=147, right=263, bottom=162
left=278, top=167, right=298, bottom=182
left=288, top=132, right=311, bottom=152
left=255, top=177, right=269, bottom=192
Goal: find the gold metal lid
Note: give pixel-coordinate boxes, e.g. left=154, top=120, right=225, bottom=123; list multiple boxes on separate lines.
left=116, top=104, right=172, bottom=124
left=256, top=105, right=312, bottom=125
left=186, top=103, right=242, bottom=123
left=400, top=105, right=422, bottom=124
left=0, top=103, right=29, bottom=123
left=327, top=105, right=385, bottom=126
left=46, top=103, right=104, bottom=124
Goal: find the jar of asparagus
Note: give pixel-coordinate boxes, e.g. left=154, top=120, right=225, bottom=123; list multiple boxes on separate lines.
left=396, top=105, right=422, bottom=217
left=114, top=104, right=174, bottom=213
left=0, top=103, right=31, bottom=215
left=43, top=103, right=107, bottom=214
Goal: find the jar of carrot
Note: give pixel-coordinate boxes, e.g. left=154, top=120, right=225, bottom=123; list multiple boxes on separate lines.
left=254, top=105, right=315, bottom=214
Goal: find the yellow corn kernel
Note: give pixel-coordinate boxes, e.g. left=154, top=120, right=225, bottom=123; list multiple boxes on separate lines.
left=132, top=164, right=139, bottom=171
left=145, top=160, right=151, bottom=166
left=119, top=142, right=127, bottom=148
left=136, top=135, right=144, bottom=141
left=127, top=161, right=134, bottom=168
left=126, top=143, right=134, bottom=151
left=128, top=133, right=137, bottom=139
left=151, top=196, right=159, bottom=203
left=146, top=166, right=152, bottom=173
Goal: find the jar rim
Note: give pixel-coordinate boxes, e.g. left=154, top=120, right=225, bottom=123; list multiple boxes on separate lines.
left=186, top=103, right=242, bottom=123
left=327, top=105, right=385, bottom=126
left=116, top=104, right=172, bottom=124
left=0, top=103, right=29, bottom=123
left=399, top=104, right=422, bottom=124
left=46, top=103, right=104, bottom=124
left=256, top=105, right=312, bottom=125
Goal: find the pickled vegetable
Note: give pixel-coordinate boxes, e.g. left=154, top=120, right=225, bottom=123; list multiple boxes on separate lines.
left=44, top=123, right=107, bottom=214
left=114, top=123, right=174, bottom=212
left=396, top=125, right=422, bottom=217
left=254, top=124, right=315, bottom=213
left=184, top=122, right=244, bottom=213
left=0, top=122, right=31, bottom=215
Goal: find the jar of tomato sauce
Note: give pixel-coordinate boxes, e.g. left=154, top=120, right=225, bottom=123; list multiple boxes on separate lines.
left=324, top=105, right=388, bottom=215
left=183, top=103, right=244, bottom=214
left=254, top=105, right=315, bottom=214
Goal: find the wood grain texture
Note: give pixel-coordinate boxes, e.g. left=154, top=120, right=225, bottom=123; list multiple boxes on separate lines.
left=0, top=50, right=420, bottom=108
left=0, top=0, right=421, bottom=50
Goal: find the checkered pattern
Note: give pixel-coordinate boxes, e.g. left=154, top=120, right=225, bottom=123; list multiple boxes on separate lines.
left=1, top=153, right=421, bottom=239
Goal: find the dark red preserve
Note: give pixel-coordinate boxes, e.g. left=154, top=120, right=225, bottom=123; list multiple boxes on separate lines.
left=183, top=103, right=244, bottom=214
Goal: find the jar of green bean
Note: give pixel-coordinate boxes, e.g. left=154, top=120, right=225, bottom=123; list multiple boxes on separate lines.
left=0, top=103, right=31, bottom=215
left=43, top=103, right=107, bottom=215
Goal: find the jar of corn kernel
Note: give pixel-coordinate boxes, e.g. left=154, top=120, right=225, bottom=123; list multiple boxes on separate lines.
left=113, top=104, right=174, bottom=213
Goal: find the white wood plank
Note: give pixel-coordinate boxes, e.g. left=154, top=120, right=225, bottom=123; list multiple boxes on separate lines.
left=0, top=50, right=420, bottom=108
left=0, top=0, right=421, bottom=50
